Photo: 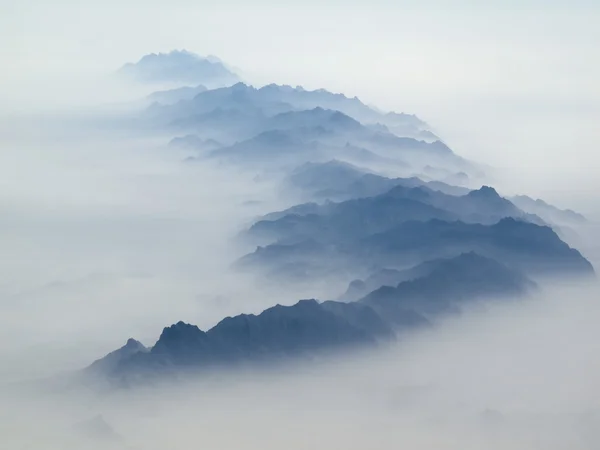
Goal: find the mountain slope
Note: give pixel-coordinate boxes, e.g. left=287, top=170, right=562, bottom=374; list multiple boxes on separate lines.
left=247, top=184, right=539, bottom=247
left=85, top=253, right=534, bottom=384
left=155, top=83, right=434, bottom=140
left=285, top=160, right=470, bottom=201
left=360, top=218, right=594, bottom=276
left=147, top=84, right=208, bottom=105
left=242, top=216, right=594, bottom=281
left=359, top=252, right=535, bottom=317
left=511, top=195, right=587, bottom=225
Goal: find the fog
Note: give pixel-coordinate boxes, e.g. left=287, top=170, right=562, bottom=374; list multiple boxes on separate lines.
left=1, top=116, right=599, bottom=449
left=4, top=1, right=599, bottom=207
left=0, top=122, right=298, bottom=382
left=2, top=0, right=600, bottom=448
left=3, top=283, right=600, bottom=449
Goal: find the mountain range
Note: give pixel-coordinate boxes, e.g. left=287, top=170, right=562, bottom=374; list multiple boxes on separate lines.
left=152, top=82, right=432, bottom=135
left=246, top=185, right=545, bottom=252
left=283, top=160, right=470, bottom=201
left=241, top=213, right=593, bottom=282
left=202, top=107, right=457, bottom=170
left=77, top=52, right=595, bottom=387
left=153, top=82, right=439, bottom=142
left=140, top=81, right=476, bottom=178
left=86, top=253, right=535, bottom=385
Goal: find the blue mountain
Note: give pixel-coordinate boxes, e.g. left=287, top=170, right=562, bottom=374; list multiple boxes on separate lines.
left=147, top=84, right=208, bottom=105
left=154, top=83, right=434, bottom=140
left=247, top=184, right=541, bottom=248
left=510, top=195, right=587, bottom=225
left=119, top=50, right=240, bottom=87
left=242, top=217, right=594, bottom=281
left=85, top=253, right=533, bottom=384
left=359, top=252, right=535, bottom=317
left=208, top=129, right=327, bottom=167
left=285, top=160, right=470, bottom=201
left=247, top=189, right=457, bottom=244
left=360, top=218, right=594, bottom=277
left=200, top=108, right=458, bottom=169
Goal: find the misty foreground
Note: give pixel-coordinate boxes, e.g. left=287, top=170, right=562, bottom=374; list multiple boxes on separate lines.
left=6, top=283, right=600, bottom=450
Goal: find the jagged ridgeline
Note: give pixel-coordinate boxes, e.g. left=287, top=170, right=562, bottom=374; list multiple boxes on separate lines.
left=152, top=82, right=460, bottom=175
left=118, top=50, right=241, bottom=88
left=86, top=53, right=594, bottom=387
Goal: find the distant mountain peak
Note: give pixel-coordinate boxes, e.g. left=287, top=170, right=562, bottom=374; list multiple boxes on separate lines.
left=86, top=337, right=148, bottom=376
left=468, top=185, right=500, bottom=199
left=232, top=81, right=251, bottom=90
left=160, top=321, right=204, bottom=338
left=124, top=338, right=145, bottom=349
left=119, top=50, right=240, bottom=87
left=428, top=140, right=453, bottom=153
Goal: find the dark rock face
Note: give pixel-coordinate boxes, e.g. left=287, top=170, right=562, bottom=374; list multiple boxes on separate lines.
left=206, top=299, right=377, bottom=357
left=359, top=252, right=536, bottom=316
left=151, top=322, right=213, bottom=365
left=361, top=218, right=594, bottom=276
left=247, top=191, right=457, bottom=245
left=87, top=252, right=539, bottom=384
left=247, top=183, right=541, bottom=248
left=242, top=178, right=593, bottom=281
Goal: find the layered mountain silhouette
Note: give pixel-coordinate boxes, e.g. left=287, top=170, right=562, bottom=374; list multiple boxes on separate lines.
left=86, top=253, right=534, bottom=384
left=240, top=179, right=592, bottom=283
left=119, top=50, right=240, bottom=87
left=208, top=129, right=328, bottom=167
left=284, top=160, right=469, bottom=201
left=242, top=216, right=593, bottom=280
left=359, top=252, right=535, bottom=317
left=511, top=195, right=586, bottom=225
left=203, top=108, right=454, bottom=169
left=86, top=53, right=596, bottom=386
left=358, top=218, right=593, bottom=276
left=153, top=83, right=435, bottom=141
left=148, top=84, right=208, bottom=105
left=143, top=82, right=471, bottom=174
left=247, top=185, right=542, bottom=247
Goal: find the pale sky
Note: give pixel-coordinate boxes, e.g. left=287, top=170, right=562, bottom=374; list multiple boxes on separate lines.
left=2, top=0, right=599, bottom=202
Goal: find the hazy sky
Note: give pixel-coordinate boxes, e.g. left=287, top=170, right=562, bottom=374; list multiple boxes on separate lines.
left=2, top=0, right=599, bottom=202
left=1, top=5, right=600, bottom=448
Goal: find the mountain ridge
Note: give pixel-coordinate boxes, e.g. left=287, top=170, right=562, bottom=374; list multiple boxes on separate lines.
left=119, top=50, right=240, bottom=87
left=85, top=253, right=537, bottom=385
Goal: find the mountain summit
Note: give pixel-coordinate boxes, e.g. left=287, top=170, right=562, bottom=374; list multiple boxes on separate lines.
left=119, top=50, right=240, bottom=87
